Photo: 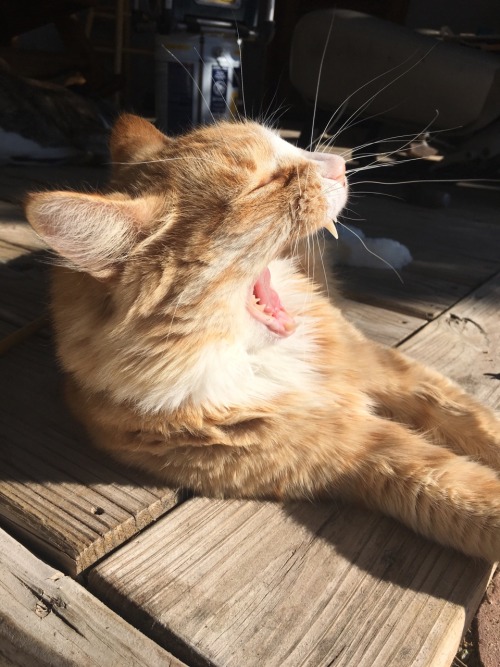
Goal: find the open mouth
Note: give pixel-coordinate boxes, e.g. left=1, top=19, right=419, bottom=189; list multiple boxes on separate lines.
left=246, top=220, right=339, bottom=338
left=247, top=267, right=296, bottom=337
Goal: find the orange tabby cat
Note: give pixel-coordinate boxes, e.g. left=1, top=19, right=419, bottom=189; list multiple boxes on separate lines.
left=26, top=114, right=500, bottom=561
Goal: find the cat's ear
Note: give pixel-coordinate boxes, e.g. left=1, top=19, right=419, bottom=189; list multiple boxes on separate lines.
left=25, top=191, right=157, bottom=279
left=110, top=113, right=169, bottom=164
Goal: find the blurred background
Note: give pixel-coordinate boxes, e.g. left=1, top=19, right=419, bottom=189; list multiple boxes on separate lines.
left=1, top=0, right=500, bottom=178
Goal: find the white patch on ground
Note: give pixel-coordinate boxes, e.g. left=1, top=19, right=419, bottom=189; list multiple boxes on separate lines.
left=335, top=224, right=412, bottom=269
left=0, top=127, right=78, bottom=164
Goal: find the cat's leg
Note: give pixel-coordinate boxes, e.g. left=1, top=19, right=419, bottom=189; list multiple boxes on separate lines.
left=331, top=415, right=500, bottom=561
left=366, top=346, right=500, bottom=471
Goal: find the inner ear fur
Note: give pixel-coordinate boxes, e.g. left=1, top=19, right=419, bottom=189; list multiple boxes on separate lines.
left=109, top=113, right=170, bottom=165
left=25, top=190, right=159, bottom=279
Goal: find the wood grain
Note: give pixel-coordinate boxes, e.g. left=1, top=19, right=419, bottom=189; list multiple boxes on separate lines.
left=2, top=161, right=499, bottom=665
left=0, top=239, right=33, bottom=262
left=0, top=202, right=47, bottom=251
left=342, top=298, right=424, bottom=346
left=0, top=258, right=49, bottom=328
left=87, top=269, right=500, bottom=667
left=350, top=187, right=500, bottom=269
left=0, top=164, right=107, bottom=205
left=0, top=333, right=181, bottom=575
left=0, top=316, right=48, bottom=355
left=339, top=262, right=467, bottom=320
left=0, top=202, right=185, bottom=575
left=0, top=525, right=185, bottom=666
left=400, top=271, right=500, bottom=407
left=340, top=189, right=500, bottom=320
left=89, top=498, right=492, bottom=667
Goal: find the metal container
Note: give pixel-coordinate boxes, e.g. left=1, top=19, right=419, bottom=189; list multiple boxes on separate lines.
left=155, top=29, right=240, bottom=134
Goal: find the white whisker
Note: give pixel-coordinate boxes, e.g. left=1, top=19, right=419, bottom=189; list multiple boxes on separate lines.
left=353, top=177, right=500, bottom=187
left=328, top=42, right=440, bottom=145
left=235, top=28, right=247, bottom=119
left=336, top=220, right=404, bottom=283
left=162, top=45, right=216, bottom=126
left=310, top=46, right=436, bottom=152
left=310, top=16, right=335, bottom=151
left=347, top=154, right=430, bottom=176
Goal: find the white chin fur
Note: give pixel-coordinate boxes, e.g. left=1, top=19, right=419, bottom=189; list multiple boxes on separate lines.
left=323, top=178, right=348, bottom=221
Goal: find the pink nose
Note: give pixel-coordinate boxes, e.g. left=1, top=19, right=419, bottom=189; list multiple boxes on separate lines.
left=301, top=150, right=346, bottom=186
left=322, top=156, right=346, bottom=185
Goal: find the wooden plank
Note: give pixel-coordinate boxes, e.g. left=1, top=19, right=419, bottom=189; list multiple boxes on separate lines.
left=88, top=271, right=500, bottom=667
left=0, top=333, right=181, bottom=575
left=0, top=316, right=48, bottom=355
left=400, top=270, right=500, bottom=406
left=0, top=164, right=108, bottom=204
left=88, top=498, right=491, bottom=667
left=354, top=180, right=500, bottom=230
left=0, top=525, right=185, bottom=666
left=0, top=239, right=33, bottom=263
left=341, top=298, right=424, bottom=346
left=0, top=201, right=47, bottom=252
left=0, top=224, right=46, bottom=252
left=338, top=262, right=469, bottom=320
left=349, top=187, right=500, bottom=267
left=0, top=202, right=50, bottom=330
left=340, top=189, right=500, bottom=319
left=0, top=255, right=49, bottom=327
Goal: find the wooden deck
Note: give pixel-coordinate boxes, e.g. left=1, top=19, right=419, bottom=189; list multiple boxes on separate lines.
left=0, top=163, right=499, bottom=666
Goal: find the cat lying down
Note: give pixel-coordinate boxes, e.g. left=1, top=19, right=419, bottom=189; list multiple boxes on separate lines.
left=26, top=115, right=500, bottom=562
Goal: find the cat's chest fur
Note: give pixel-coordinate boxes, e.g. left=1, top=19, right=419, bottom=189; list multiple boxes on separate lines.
left=53, top=257, right=344, bottom=415
left=26, top=114, right=500, bottom=562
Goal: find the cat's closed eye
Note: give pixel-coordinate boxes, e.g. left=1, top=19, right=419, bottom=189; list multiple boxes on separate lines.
left=249, top=173, right=279, bottom=192
left=24, top=114, right=500, bottom=565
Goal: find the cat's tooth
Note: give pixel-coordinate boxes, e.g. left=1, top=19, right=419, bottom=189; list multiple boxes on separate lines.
left=324, top=219, right=339, bottom=239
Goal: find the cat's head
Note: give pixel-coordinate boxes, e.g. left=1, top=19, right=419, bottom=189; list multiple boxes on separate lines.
left=25, top=115, right=347, bottom=341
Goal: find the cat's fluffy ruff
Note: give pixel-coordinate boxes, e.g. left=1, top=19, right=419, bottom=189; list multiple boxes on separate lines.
left=26, top=115, right=500, bottom=562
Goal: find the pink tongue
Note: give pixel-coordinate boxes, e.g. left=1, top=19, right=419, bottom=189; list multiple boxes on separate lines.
left=251, top=268, right=296, bottom=337
left=254, top=268, right=280, bottom=311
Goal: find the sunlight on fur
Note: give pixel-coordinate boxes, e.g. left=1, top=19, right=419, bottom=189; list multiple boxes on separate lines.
left=25, top=114, right=500, bottom=562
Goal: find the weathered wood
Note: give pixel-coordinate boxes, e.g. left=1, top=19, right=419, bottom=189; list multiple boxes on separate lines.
left=0, top=164, right=107, bottom=204
left=400, top=271, right=500, bottom=407
left=0, top=202, right=47, bottom=251
left=0, top=316, right=48, bottom=355
left=0, top=239, right=32, bottom=262
left=0, top=224, right=46, bottom=252
left=1, top=159, right=498, bottom=665
left=340, top=188, right=500, bottom=320
left=87, top=269, right=500, bottom=667
left=0, top=201, right=25, bottom=222
left=350, top=186, right=500, bottom=268
left=0, top=257, right=49, bottom=327
left=0, top=525, right=185, bottom=666
left=339, top=262, right=467, bottom=320
left=0, top=333, right=181, bottom=575
left=341, top=298, right=424, bottom=346
left=88, top=498, right=492, bottom=667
